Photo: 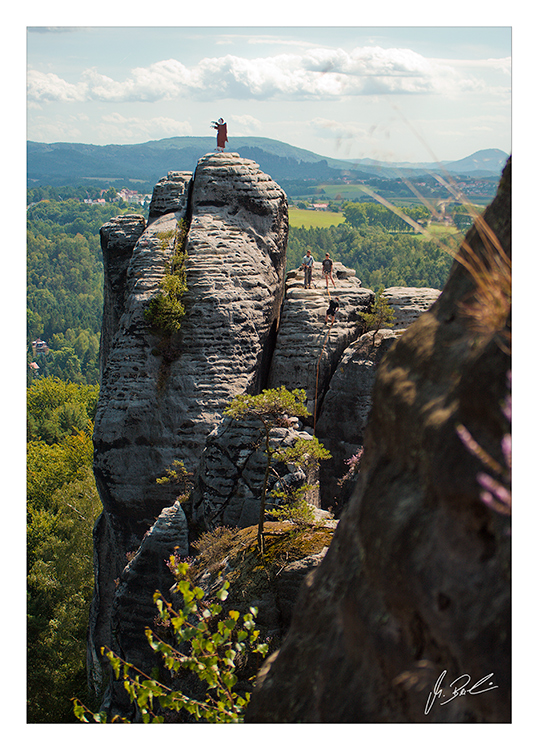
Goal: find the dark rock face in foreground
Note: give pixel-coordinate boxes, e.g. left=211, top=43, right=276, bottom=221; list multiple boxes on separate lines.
left=246, top=160, right=511, bottom=723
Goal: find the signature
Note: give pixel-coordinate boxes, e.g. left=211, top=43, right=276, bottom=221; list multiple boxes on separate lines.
left=424, top=670, right=498, bottom=715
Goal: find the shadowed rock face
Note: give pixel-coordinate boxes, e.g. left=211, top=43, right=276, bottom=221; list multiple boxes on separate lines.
left=315, top=329, right=400, bottom=511
left=245, top=159, right=511, bottom=723
left=99, top=214, right=147, bottom=372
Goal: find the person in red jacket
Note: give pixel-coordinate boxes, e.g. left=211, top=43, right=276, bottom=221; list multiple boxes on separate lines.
left=211, top=118, right=228, bottom=151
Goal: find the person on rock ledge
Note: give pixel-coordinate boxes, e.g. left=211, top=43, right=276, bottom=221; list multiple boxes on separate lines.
left=301, top=248, right=314, bottom=289
left=325, top=297, right=340, bottom=325
left=322, top=252, right=336, bottom=289
left=211, top=118, right=228, bottom=151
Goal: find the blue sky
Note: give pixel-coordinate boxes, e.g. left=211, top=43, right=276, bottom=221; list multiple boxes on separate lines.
left=26, top=22, right=511, bottom=163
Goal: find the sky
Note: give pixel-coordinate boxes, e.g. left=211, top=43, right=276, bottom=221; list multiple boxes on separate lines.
left=26, top=23, right=512, bottom=164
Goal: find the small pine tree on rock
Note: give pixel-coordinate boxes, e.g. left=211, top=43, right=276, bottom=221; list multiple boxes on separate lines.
left=359, top=287, right=396, bottom=343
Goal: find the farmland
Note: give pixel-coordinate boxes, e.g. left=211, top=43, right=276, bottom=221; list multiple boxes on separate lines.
left=288, top=208, right=345, bottom=228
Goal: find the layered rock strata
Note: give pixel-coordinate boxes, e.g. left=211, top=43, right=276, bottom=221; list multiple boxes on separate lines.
left=246, top=159, right=511, bottom=723
left=147, top=170, right=192, bottom=224
left=90, top=149, right=450, bottom=713
left=268, top=264, right=373, bottom=420
left=315, top=329, right=400, bottom=510
left=99, top=214, right=147, bottom=371
left=383, top=286, right=441, bottom=330
left=90, top=152, right=288, bottom=692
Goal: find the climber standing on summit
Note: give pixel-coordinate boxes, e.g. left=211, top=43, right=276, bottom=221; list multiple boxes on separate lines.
left=302, top=248, right=314, bottom=289
left=211, top=118, right=228, bottom=151
left=322, top=252, right=336, bottom=289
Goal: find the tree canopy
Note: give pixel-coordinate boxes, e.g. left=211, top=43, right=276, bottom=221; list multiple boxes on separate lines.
left=27, top=377, right=101, bottom=722
left=286, top=222, right=455, bottom=290
left=27, top=197, right=140, bottom=384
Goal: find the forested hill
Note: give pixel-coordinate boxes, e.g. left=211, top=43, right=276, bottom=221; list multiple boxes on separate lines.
left=27, top=137, right=508, bottom=186
left=27, top=198, right=138, bottom=384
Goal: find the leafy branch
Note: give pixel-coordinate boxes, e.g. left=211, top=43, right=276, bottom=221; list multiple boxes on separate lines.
left=73, top=560, right=269, bottom=723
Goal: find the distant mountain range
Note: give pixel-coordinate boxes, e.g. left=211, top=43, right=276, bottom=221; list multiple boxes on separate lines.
left=27, top=136, right=509, bottom=187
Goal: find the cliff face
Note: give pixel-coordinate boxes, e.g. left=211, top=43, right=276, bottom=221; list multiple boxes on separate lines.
left=90, top=153, right=289, bottom=693
left=246, top=160, right=511, bottom=723
left=89, top=149, right=461, bottom=716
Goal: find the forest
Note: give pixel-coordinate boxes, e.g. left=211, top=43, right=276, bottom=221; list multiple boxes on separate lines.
left=26, top=186, right=459, bottom=721
left=27, top=196, right=144, bottom=384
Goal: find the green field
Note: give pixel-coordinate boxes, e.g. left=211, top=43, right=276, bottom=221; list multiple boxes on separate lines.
left=288, top=208, right=345, bottom=228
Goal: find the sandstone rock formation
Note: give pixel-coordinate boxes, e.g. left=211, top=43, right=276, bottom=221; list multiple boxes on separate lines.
left=246, top=159, right=511, bottom=723
left=90, top=152, right=288, bottom=692
left=268, top=264, right=373, bottom=420
left=99, top=213, right=146, bottom=372
left=315, top=328, right=400, bottom=510
left=383, top=286, right=441, bottom=330
left=190, top=416, right=320, bottom=531
left=147, top=170, right=191, bottom=224
left=90, top=149, right=451, bottom=715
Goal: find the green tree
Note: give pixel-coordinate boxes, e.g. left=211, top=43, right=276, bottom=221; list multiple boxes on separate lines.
left=224, top=387, right=331, bottom=552
left=73, top=561, right=269, bottom=723
left=28, top=467, right=101, bottom=722
left=343, top=201, right=369, bottom=227
left=359, top=287, right=396, bottom=343
left=27, top=376, right=99, bottom=444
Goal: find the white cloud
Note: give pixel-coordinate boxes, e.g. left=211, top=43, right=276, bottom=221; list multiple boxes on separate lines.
left=29, top=114, right=86, bottom=141
left=27, top=69, right=87, bottom=102
left=312, top=118, right=369, bottom=141
left=28, top=46, right=506, bottom=104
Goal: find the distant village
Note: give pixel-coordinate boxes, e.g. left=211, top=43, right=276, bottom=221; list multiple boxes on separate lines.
left=83, top=187, right=152, bottom=206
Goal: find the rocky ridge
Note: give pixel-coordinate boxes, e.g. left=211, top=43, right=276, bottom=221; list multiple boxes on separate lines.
left=90, top=153, right=289, bottom=694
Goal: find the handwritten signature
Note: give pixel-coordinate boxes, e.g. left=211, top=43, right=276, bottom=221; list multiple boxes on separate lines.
left=424, top=670, right=498, bottom=715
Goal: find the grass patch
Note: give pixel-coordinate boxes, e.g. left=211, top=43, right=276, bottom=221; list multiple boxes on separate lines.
left=190, top=522, right=335, bottom=607
left=288, top=208, right=345, bottom=229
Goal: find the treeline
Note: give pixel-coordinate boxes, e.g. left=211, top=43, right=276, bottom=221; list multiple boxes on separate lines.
left=342, top=200, right=430, bottom=232
left=27, top=377, right=101, bottom=722
left=27, top=183, right=154, bottom=204
left=287, top=221, right=456, bottom=290
left=27, top=197, right=142, bottom=384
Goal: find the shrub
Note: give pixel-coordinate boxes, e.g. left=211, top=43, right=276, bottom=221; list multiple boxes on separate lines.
left=145, top=223, right=188, bottom=335
left=359, top=287, right=396, bottom=342
left=73, top=560, right=269, bottom=723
